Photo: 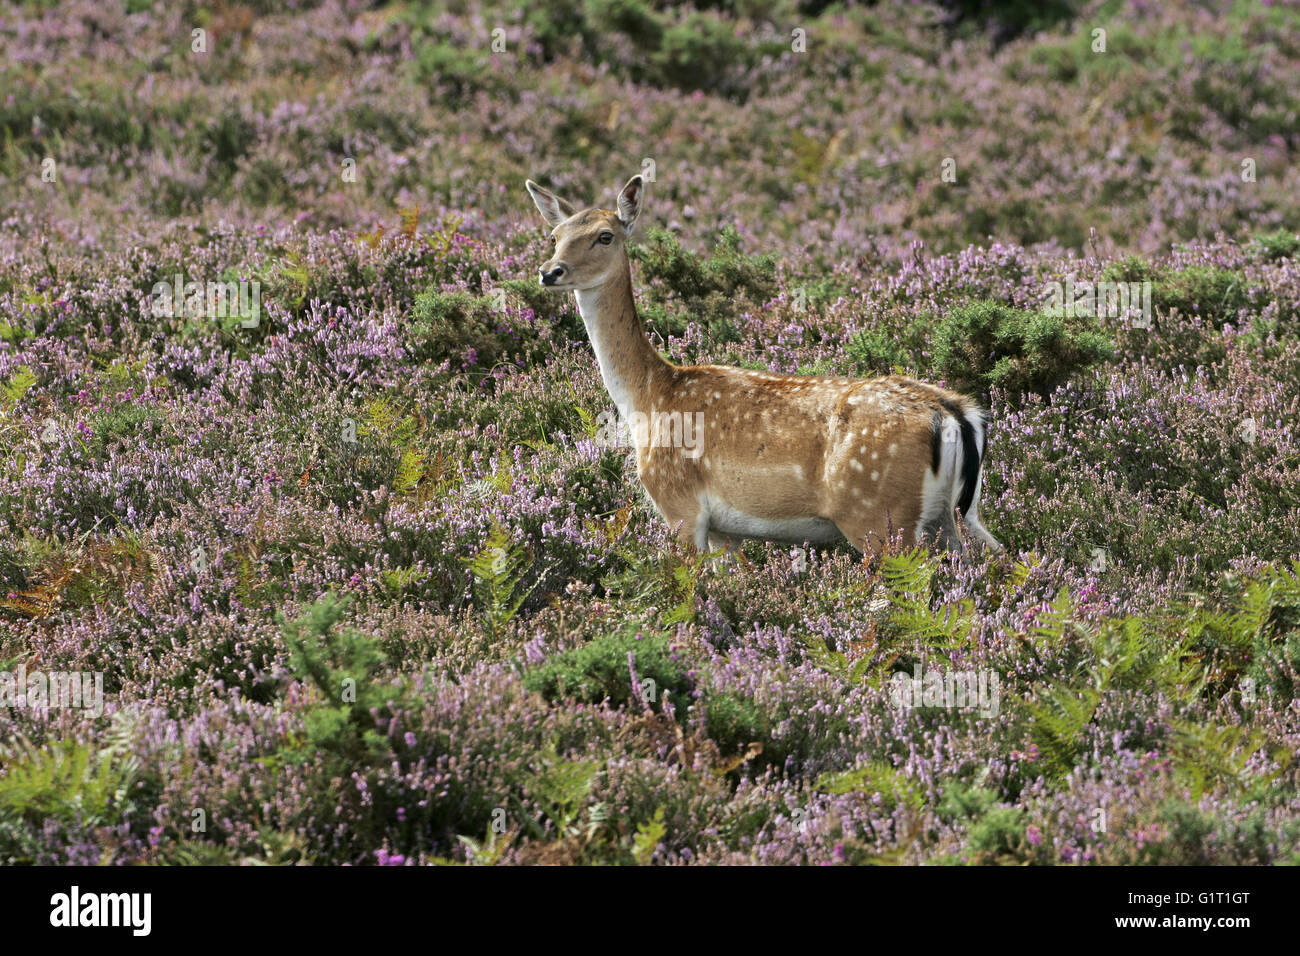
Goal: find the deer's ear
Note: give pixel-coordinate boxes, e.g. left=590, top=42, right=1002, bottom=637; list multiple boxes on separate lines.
left=616, top=175, right=644, bottom=235
left=525, top=179, right=577, bottom=227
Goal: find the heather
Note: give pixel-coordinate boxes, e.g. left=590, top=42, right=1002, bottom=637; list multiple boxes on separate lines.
left=0, top=1, right=1298, bottom=865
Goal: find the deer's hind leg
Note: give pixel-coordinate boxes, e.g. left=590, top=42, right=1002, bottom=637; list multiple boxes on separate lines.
left=917, top=509, right=965, bottom=554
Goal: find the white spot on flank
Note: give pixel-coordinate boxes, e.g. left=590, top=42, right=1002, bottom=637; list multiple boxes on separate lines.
left=871, top=471, right=879, bottom=482
left=850, top=460, right=863, bottom=472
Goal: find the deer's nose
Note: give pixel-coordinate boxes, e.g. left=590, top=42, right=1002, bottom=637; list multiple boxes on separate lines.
left=540, top=264, right=566, bottom=286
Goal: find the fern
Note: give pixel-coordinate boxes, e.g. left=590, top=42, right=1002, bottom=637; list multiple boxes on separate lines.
left=359, top=396, right=419, bottom=446
left=663, top=551, right=707, bottom=626
left=426, top=213, right=463, bottom=257
left=523, top=754, right=601, bottom=838
left=573, top=404, right=600, bottom=440
left=461, top=525, right=536, bottom=640
left=879, top=548, right=974, bottom=649
left=0, top=320, right=30, bottom=344
left=631, top=808, right=666, bottom=865
left=1, top=366, right=35, bottom=406
left=154, top=841, right=237, bottom=866
left=802, top=635, right=874, bottom=685
left=354, top=397, right=428, bottom=496
left=1028, top=588, right=1078, bottom=648
left=275, top=253, right=312, bottom=310
left=1089, top=616, right=1203, bottom=702
left=1024, top=684, right=1102, bottom=780
left=880, top=548, right=933, bottom=599
left=394, top=447, right=427, bottom=495
left=0, top=730, right=138, bottom=831
left=816, top=760, right=926, bottom=816
left=457, top=826, right=516, bottom=866
left=380, top=565, right=428, bottom=596
left=1169, top=720, right=1290, bottom=799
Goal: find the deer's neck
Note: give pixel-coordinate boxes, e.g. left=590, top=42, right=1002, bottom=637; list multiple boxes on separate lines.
left=573, top=265, right=672, bottom=418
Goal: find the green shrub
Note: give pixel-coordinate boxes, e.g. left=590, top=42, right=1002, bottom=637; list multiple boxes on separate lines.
left=523, top=628, right=693, bottom=710
left=586, top=0, right=662, bottom=50
left=936, top=780, right=999, bottom=822
left=203, top=103, right=258, bottom=177
left=1245, top=564, right=1300, bottom=702
left=846, top=325, right=918, bottom=374
left=501, top=277, right=580, bottom=336
left=411, top=44, right=509, bottom=106
left=965, top=806, right=1039, bottom=863
left=703, top=691, right=771, bottom=758
left=651, top=14, right=761, bottom=99
left=931, top=299, right=1113, bottom=400
left=1252, top=229, right=1300, bottom=263
left=409, top=290, right=530, bottom=370
left=1139, top=800, right=1217, bottom=865
left=1102, top=255, right=1160, bottom=285
left=942, top=0, right=1081, bottom=42
left=517, top=1, right=775, bottom=100
left=631, top=226, right=778, bottom=349
left=86, top=404, right=164, bottom=455
left=0, top=713, right=153, bottom=865
left=1152, top=266, right=1266, bottom=327
left=279, top=593, right=397, bottom=770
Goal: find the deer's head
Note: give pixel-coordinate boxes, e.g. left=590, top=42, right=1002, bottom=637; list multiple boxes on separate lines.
left=525, top=175, right=644, bottom=291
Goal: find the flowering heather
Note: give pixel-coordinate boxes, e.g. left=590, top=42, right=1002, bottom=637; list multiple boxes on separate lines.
left=0, top=1, right=1298, bottom=868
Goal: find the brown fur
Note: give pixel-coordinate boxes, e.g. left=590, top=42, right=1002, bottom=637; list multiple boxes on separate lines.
left=525, top=174, right=999, bottom=556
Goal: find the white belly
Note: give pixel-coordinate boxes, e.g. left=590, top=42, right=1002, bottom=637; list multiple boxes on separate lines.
left=705, top=496, right=842, bottom=544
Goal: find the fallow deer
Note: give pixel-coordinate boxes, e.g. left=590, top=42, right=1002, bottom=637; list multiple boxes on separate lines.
left=525, top=173, right=1002, bottom=557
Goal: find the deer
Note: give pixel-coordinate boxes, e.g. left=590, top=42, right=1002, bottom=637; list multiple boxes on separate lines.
left=525, top=173, right=1002, bottom=559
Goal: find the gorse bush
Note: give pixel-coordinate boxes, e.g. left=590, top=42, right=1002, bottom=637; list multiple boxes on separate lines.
left=929, top=300, right=1113, bottom=401
left=1252, top=229, right=1300, bottom=263
left=631, top=226, right=779, bottom=349
left=409, top=289, right=533, bottom=370
left=1152, top=266, right=1267, bottom=328
left=846, top=325, right=918, bottom=375
left=523, top=627, right=693, bottom=710
left=279, top=593, right=397, bottom=771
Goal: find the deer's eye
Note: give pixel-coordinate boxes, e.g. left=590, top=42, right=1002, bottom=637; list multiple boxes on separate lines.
left=549, top=234, right=557, bottom=245
left=598, top=232, right=614, bottom=245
